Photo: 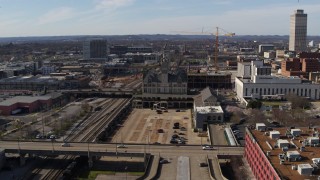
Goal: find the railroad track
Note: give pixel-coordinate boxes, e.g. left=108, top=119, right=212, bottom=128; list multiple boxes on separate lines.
left=75, top=98, right=130, bottom=142
left=28, top=98, right=131, bottom=180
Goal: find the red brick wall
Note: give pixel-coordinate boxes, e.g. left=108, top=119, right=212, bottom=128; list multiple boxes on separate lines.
left=245, top=133, right=281, bottom=180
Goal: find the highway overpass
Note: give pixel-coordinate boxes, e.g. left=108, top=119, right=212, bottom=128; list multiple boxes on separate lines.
left=0, top=141, right=244, bottom=157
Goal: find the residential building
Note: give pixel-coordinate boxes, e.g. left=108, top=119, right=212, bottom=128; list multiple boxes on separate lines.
left=245, top=125, right=320, bottom=180
left=289, top=9, right=307, bottom=52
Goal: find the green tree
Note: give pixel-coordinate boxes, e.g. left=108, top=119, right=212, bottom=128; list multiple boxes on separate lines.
left=247, top=100, right=262, bottom=109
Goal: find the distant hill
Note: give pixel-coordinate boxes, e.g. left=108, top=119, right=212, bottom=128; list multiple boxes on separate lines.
left=0, top=34, right=319, bottom=44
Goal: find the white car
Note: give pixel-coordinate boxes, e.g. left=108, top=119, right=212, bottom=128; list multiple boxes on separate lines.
left=117, top=144, right=126, bottom=148
left=202, top=146, right=215, bottom=150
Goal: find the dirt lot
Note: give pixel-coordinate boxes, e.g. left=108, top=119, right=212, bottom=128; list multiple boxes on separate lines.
left=112, top=109, right=204, bottom=145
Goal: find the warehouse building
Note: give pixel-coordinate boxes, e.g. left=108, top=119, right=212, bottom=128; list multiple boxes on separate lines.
left=0, top=93, right=65, bottom=115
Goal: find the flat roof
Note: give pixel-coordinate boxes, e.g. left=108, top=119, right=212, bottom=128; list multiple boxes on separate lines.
left=195, top=106, right=223, bottom=114
left=249, top=127, right=320, bottom=180
left=0, top=93, right=62, bottom=106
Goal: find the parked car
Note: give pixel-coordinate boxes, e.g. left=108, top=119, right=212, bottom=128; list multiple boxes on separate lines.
left=172, top=134, right=179, bottom=138
left=180, top=127, right=186, bottom=131
left=157, top=129, right=164, bottom=133
left=199, top=162, right=208, bottom=167
left=170, top=139, right=178, bottom=144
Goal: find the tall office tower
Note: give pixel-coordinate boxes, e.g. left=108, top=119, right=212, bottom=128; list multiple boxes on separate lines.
left=83, top=39, right=107, bottom=59
left=289, top=9, right=307, bottom=52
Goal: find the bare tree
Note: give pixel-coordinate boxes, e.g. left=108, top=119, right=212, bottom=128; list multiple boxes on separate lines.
left=249, top=109, right=267, bottom=124
left=286, top=93, right=310, bottom=109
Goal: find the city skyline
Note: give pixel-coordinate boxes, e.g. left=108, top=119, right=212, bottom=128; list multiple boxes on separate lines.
left=0, top=0, right=320, bottom=37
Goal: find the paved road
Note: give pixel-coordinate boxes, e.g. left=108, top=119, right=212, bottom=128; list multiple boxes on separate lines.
left=0, top=141, right=243, bottom=180
left=0, top=141, right=244, bottom=156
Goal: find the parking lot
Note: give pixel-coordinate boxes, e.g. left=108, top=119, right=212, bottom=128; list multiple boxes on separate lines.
left=112, top=109, right=204, bottom=145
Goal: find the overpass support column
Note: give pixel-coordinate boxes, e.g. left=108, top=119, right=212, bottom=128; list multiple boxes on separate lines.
left=88, top=156, right=93, bottom=168
left=19, top=153, right=26, bottom=166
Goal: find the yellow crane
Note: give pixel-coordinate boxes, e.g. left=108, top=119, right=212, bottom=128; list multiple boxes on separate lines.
left=214, top=27, right=235, bottom=72
left=171, top=27, right=235, bottom=71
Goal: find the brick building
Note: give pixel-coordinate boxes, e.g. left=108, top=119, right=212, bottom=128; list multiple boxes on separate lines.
left=245, top=125, right=320, bottom=180
left=0, top=93, right=64, bottom=115
left=281, top=58, right=320, bottom=78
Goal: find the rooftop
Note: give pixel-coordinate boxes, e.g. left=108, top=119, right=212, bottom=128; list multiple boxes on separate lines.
left=249, top=127, right=320, bottom=180
left=0, top=93, right=62, bottom=106
left=195, top=106, right=223, bottom=114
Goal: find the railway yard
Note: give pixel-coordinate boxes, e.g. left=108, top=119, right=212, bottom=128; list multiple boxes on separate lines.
left=0, top=94, right=237, bottom=180
left=0, top=76, right=243, bottom=180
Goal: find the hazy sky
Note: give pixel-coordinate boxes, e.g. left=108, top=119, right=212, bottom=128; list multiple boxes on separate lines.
left=0, top=0, right=319, bottom=37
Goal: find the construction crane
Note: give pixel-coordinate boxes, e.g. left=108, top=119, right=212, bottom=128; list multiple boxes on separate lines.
left=214, top=27, right=235, bottom=72
left=171, top=27, right=235, bottom=71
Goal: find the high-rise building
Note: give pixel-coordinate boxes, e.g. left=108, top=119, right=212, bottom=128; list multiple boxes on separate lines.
left=83, top=39, right=107, bottom=59
left=289, top=9, right=307, bottom=52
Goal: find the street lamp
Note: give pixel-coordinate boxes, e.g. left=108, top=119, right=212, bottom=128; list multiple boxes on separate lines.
left=17, top=138, right=21, bottom=154
left=51, top=139, right=55, bottom=152
left=148, top=130, right=152, bottom=153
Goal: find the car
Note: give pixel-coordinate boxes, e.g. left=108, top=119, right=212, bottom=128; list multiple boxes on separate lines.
left=237, top=136, right=244, bottom=140
left=180, top=127, right=186, bottom=131
left=117, top=144, right=126, bottom=148
left=231, top=126, right=238, bottom=130
left=199, top=162, right=208, bottom=167
left=50, top=135, right=56, bottom=139
left=36, top=134, right=42, bottom=139
left=172, top=134, right=179, bottom=138
left=202, top=146, right=215, bottom=150
left=178, top=132, right=185, bottom=135
left=61, top=142, right=71, bottom=147
left=173, top=126, right=179, bottom=129
left=239, top=118, right=246, bottom=124
left=174, top=122, right=180, bottom=127
left=160, top=159, right=169, bottom=164
left=157, top=129, right=164, bottom=133
left=170, top=139, right=178, bottom=144
left=176, top=109, right=180, bottom=112
left=153, top=142, right=161, bottom=145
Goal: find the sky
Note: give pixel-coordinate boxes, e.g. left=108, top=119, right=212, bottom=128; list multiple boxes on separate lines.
left=0, top=0, right=320, bottom=37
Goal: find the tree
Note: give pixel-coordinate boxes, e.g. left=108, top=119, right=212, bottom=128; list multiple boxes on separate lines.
left=249, top=109, right=267, bottom=124
left=285, top=93, right=310, bottom=109
left=247, top=100, right=262, bottom=109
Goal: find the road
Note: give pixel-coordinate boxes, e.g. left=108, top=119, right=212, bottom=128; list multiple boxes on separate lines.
left=0, top=141, right=244, bottom=179
left=0, top=141, right=243, bottom=156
